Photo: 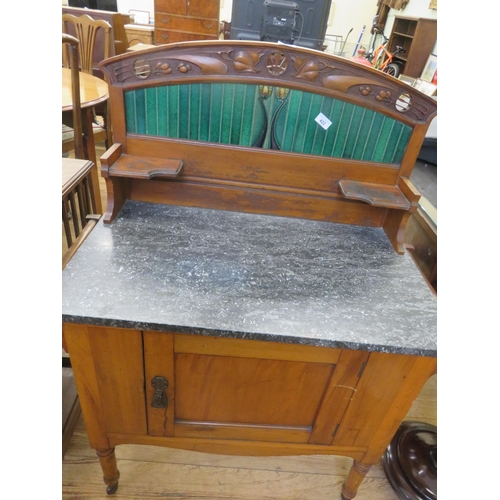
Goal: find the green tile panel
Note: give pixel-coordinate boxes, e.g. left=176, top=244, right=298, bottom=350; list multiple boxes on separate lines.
left=124, top=83, right=412, bottom=164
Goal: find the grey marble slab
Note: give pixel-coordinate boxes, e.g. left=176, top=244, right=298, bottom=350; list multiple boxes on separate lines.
left=62, top=201, right=437, bottom=357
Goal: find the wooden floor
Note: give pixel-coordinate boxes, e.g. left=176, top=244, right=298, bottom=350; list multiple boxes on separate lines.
left=62, top=143, right=437, bottom=499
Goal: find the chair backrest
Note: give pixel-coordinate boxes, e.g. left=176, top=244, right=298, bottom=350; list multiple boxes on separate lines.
left=62, top=7, right=129, bottom=56
left=62, top=13, right=113, bottom=75
left=62, top=33, right=85, bottom=159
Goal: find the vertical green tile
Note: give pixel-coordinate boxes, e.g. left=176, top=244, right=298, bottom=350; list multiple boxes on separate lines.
left=209, top=84, right=222, bottom=143
left=133, top=88, right=146, bottom=134
left=220, top=83, right=234, bottom=144
left=156, top=86, right=168, bottom=136
left=124, top=91, right=136, bottom=133
left=333, top=103, right=355, bottom=158
left=145, top=88, right=158, bottom=136
left=188, top=84, right=201, bottom=140
left=199, top=84, right=212, bottom=142
left=167, top=85, right=179, bottom=138
left=392, top=125, right=412, bottom=163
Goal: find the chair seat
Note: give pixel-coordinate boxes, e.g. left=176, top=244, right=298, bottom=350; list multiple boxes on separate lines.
left=62, top=124, right=74, bottom=144
left=62, top=122, right=106, bottom=153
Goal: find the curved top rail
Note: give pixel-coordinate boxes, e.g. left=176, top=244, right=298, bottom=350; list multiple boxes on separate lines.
left=99, top=40, right=437, bottom=127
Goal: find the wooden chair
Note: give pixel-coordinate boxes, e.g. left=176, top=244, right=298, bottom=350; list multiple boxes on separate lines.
left=62, top=34, right=85, bottom=159
left=62, top=13, right=113, bottom=149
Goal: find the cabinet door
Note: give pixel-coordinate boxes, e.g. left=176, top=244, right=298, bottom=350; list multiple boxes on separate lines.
left=143, top=332, right=368, bottom=444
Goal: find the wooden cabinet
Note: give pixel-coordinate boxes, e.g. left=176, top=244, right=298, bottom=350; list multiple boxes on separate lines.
left=154, top=0, right=220, bottom=45
left=387, top=17, right=437, bottom=78
left=125, top=24, right=154, bottom=47
left=63, top=323, right=436, bottom=497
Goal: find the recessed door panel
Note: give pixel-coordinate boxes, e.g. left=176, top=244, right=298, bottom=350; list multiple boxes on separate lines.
left=175, top=353, right=333, bottom=427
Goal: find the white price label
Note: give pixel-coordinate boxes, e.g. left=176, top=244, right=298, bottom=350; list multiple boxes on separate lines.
left=315, top=112, right=332, bottom=130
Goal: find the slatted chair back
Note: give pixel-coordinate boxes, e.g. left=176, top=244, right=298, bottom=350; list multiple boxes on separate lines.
left=62, top=14, right=113, bottom=75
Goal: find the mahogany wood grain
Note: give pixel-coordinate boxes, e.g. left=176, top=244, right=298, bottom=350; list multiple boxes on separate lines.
left=108, top=154, right=183, bottom=179
left=339, top=180, right=411, bottom=210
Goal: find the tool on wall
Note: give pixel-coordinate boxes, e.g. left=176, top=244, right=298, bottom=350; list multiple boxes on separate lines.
left=352, top=25, right=366, bottom=56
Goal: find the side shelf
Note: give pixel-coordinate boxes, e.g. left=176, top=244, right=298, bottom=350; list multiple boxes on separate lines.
left=339, top=179, right=413, bottom=210
left=100, top=143, right=183, bottom=223
left=108, top=155, right=183, bottom=179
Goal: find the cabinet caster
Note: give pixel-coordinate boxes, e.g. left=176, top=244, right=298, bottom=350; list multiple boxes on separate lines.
left=106, top=483, right=119, bottom=495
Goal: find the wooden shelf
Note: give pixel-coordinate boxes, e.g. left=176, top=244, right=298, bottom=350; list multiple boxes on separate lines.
left=339, top=180, right=411, bottom=210
left=109, top=154, right=183, bottom=179
left=393, top=31, right=414, bottom=39
left=387, top=17, right=436, bottom=78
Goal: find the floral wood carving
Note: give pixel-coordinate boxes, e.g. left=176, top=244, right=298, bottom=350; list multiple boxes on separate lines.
left=167, top=55, right=228, bottom=75
left=322, top=76, right=380, bottom=93
left=291, top=56, right=335, bottom=81
left=218, top=50, right=264, bottom=73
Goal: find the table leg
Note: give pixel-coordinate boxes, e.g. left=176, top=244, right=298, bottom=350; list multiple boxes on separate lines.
left=82, top=108, right=102, bottom=214
left=96, top=448, right=120, bottom=495
left=341, top=460, right=372, bottom=500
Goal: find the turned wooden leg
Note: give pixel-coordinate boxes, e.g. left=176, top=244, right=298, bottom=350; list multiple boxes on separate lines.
left=341, top=460, right=372, bottom=500
left=96, top=448, right=120, bottom=495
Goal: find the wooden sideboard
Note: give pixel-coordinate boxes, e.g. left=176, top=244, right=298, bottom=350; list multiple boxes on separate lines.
left=154, top=0, right=220, bottom=44
left=124, top=24, right=154, bottom=47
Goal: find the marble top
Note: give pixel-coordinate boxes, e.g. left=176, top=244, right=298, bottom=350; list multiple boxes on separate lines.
left=62, top=201, right=437, bottom=357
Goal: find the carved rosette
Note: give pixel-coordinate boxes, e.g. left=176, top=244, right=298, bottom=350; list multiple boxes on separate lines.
left=266, top=52, right=288, bottom=76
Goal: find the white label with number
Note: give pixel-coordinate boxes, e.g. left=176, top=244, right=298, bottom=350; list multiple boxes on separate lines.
left=315, top=112, right=332, bottom=130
